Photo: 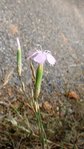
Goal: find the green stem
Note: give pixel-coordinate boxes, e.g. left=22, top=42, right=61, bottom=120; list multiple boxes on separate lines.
left=33, top=100, right=47, bottom=149
left=36, top=110, right=47, bottom=149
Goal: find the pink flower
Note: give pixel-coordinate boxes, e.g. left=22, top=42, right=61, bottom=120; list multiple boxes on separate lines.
left=27, top=50, right=56, bottom=65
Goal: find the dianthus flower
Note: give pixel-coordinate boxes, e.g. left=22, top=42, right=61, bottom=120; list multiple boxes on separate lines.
left=27, top=50, right=56, bottom=65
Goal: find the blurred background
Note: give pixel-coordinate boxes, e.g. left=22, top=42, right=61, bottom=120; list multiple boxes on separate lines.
left=0, top=0, right=84, bottom=98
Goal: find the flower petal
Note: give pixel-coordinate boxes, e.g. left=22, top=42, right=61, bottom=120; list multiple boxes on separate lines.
left=46, top=53, right=56, bottom=65
left=27, top=50, right=38, bottom=60
left=33, top=52, right=46, bottom=64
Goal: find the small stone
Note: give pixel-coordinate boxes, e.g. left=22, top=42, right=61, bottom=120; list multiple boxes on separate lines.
left=68, top=91, right=80, bottom=100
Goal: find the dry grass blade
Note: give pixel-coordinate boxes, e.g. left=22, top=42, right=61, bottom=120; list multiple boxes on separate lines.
left=2, top=68, right=14, bottom=87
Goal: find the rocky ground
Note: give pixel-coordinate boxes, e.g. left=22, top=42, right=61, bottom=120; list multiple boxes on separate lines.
left=0, top=0, right=84, bottom=96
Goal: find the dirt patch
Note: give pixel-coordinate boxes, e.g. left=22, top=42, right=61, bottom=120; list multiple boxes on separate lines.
left=0, top=84, right=84, bottom=149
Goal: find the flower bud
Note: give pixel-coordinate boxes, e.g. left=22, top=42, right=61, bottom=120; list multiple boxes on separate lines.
left=17, top=38, right=22, bottom=76
left=34, top=64, right=43, bottom=99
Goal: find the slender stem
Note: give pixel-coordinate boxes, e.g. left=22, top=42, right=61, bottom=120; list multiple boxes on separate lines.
left=33, top=100, right=47, bottom=149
